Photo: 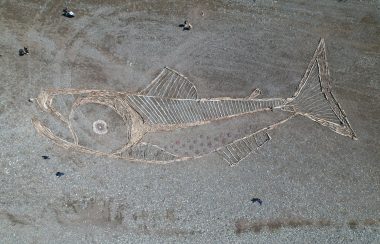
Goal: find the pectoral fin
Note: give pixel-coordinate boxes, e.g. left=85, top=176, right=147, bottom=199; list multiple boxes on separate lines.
left=121, top=142, right=178, bottom=163
left=139, top=67, right=198, bottom=99
left=216, top=130, right=271, bottom=166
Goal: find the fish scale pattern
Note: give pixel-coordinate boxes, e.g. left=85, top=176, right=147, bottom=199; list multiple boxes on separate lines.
left=126, top=95, right=285, bottom=125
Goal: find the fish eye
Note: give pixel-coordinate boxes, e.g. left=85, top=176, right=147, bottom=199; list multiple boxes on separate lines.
left=69, top=102, right=131, bottom=153
left=92, top=120, right=108, bottom=135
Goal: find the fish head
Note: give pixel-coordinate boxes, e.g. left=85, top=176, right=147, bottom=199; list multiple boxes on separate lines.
left=32, top=89, right=145, bottom=156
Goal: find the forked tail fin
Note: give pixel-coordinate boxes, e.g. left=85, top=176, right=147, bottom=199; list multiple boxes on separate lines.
left=284, top=39, right=357, bottom=140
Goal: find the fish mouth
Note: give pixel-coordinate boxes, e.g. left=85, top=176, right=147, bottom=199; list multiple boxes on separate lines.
left=32, top=90, right=78, bottom=145
left=32, top=118, right=126, bottom=159
left=32, top=89, right=135, bottom=156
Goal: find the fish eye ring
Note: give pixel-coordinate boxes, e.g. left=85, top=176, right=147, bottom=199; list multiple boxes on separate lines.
left=93, top=120, right=108, bottom=135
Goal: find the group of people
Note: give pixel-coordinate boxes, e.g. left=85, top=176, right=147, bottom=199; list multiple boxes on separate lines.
left=19, top=47, right=29, bottom=56
left=180, top=20, right=192, bottom=31
left=62, top=7, right=75, bottom=18
left=20, top=7, right=75, bottom=56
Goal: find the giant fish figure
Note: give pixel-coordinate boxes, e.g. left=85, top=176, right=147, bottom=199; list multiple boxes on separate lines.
left=32, top=39, right=356, bottom=166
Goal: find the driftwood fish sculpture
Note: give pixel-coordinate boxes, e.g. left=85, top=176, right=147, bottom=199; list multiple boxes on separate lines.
left=32, top=39, right=356, bottom=166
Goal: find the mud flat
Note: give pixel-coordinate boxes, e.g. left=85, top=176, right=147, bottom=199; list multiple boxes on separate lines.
left=0, top=0, right=379, bottom=243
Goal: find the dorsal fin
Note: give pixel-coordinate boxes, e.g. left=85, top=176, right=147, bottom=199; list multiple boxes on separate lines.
left=139, top=67, right=198, bottom=99
left=246, top=88, right=262, bottom=99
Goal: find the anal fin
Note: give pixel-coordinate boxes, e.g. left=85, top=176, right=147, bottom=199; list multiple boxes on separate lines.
left=216, top=130, right=270, bottom=166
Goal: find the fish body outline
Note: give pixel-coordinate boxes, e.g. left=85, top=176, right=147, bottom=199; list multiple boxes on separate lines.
left=32, top=39, right=356, bottom=166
